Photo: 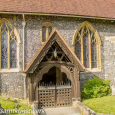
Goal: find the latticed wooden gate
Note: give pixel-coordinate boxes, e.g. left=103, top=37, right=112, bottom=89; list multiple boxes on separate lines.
left=38, top=83, right=72, bottom=108
left=38, top=87, right=55, bottom=108
left=56, top=86, right=72, bottom=107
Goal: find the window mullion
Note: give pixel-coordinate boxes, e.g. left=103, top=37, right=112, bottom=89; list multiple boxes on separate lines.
left=97, top=45, right=100, bottom=69
left=8, top=28, right=10, bottom=69
left=99, top=45, right=101, bottom=69
left=81, top=27, right=84, bottom=65
left=46, top=27, right=49, bottom=40
left=81, top=35, right=84, bottom=64
left=88, top=30, right=92, bottom=69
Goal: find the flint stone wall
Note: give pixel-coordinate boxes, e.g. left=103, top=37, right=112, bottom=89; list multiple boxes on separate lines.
left=0, top=14, right=115, bottom=98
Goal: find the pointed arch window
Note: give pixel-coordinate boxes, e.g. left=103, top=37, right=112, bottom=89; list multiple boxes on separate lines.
left=73, top=21, right=101, bottom=71
left=40, top=22, right=53, bottom=44
left=1, top=24, right=8, bottom=68
left=10, top=40, right=17, bottom=68
left=0, top=19, right=20, bottom=71
left=42, top=26, right=46, bottom=42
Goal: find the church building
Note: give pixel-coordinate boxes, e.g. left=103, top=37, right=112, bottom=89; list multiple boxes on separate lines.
left=0, top=0, right=115, bottom=108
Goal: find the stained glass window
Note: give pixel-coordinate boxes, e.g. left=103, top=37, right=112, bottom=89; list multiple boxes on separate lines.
left=75, top=43, right=81, bottom=60
left=9, top=27, right=12, bottom=33
left=10, top=40, right=17, bottom=68
left=0, top=21, right=18, bottom=69
left=41, top=22, right=53, bottom=43
left=74, top=22, right=101, bottom=69
left=42, top=26, right=46, bottom=42
left=11, top=32, right=15, bottom=39
left=1, top=31, right=8, bottom=68
left=3, top=24, right=6, bottom=30
left=83, top=33, right=89, bottom=68
left=49, top=27, right=52, bottom=35
left=91, top=43, right=97, bottom=68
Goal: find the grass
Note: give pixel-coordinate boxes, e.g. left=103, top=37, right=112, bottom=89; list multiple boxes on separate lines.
left=0, top=96, right=15, bottom=109
left=82, top=95, right=115, bottom=115
left=0, top=96, right=32, bottom=115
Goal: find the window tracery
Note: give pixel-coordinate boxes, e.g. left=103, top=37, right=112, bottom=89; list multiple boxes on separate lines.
left=0, top=18, right=20, bottom=71
left=40, top=22, right=53, bottom=44
left=72, top=21, right=101, bottom=71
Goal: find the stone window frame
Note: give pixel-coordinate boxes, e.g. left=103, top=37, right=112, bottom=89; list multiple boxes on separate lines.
left=40, top=22, right=54, bottom=44
left=72, top=21, right=102, bottom=72
left=0, top=18, right=21, bottom=72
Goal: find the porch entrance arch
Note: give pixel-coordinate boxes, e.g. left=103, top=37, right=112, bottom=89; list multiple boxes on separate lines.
left=38, top=66, right=72, bottom=108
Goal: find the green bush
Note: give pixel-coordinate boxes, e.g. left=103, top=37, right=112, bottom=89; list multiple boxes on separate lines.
left=81, top=77, right=111, bottom=99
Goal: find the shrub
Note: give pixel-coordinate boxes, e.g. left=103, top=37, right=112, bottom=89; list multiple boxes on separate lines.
left=81, top=77, right=111, bottom=99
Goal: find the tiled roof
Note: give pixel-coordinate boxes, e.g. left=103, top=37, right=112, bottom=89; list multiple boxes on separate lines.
left=0, top=0, right=115, bottom=19
left=24, top=29, right=85, bottom=73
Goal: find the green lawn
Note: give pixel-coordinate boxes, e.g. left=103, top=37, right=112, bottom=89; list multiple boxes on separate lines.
left=0, top=97, right=15, bottom=109
left=82, top=95, right=115, bottom=115
left=0, top=97, right=32, bottom=115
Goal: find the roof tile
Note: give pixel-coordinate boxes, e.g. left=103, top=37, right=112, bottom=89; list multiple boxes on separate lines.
left=0, top=0, right=115, bottom=19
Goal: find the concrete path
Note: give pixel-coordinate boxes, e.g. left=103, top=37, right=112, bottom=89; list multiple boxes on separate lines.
left=44, top=106, right=81, bottom=115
